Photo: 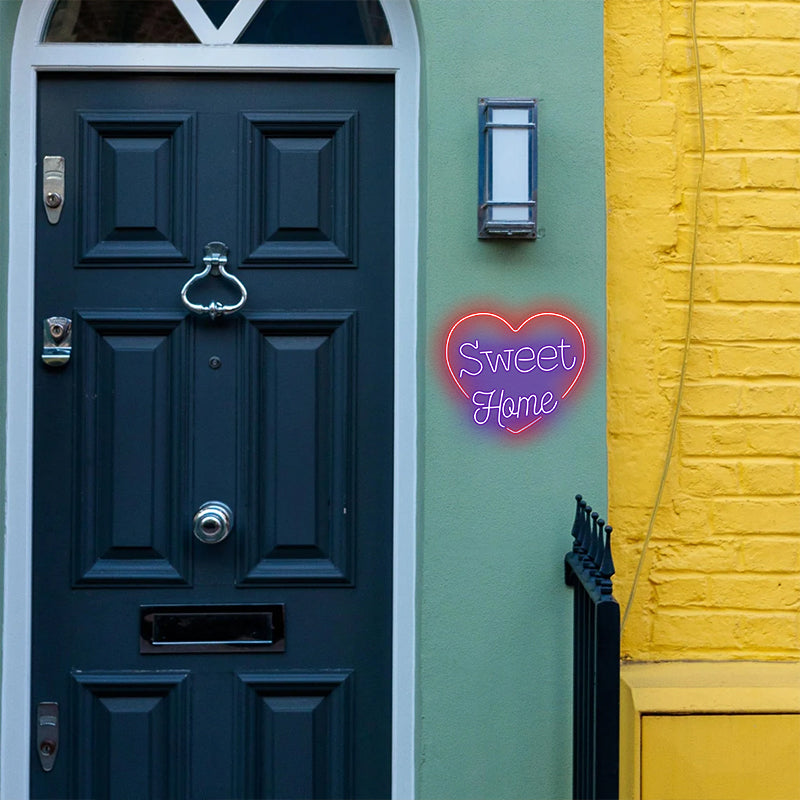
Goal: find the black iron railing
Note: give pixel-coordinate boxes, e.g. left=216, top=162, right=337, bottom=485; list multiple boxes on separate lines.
left=564, top=494, right=620, bottom=800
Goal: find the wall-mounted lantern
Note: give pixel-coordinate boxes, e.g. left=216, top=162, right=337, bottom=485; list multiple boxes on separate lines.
left=478, top=97, right=538, bottom=240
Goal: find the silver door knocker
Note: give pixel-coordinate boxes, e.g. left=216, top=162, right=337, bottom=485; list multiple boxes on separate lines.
left=181, top=242, right=247, bottom=320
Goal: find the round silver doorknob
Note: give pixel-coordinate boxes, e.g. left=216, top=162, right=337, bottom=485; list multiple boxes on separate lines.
left=193, top=501, right=234, bottom=544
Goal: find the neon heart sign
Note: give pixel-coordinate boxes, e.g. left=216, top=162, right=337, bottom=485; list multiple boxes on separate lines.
left=445, top=311, right=587, bottom=435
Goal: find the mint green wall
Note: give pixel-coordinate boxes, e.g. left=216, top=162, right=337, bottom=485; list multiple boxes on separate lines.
left=415, top=2, right=605, bottom=798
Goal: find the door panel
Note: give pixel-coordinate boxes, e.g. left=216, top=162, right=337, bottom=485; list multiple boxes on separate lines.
left=78, top=112, right=195, bottom=265
left=241, top=113, right=356, bottom=265
left=71, top=672, right=190, bottom=800
left=73, top=312, right=191, bottom=585
left=32, top=73, right=393, bottom=799
left=239, top=313, right=355, bottom=584
left=237, top=672, right=352, bottom=799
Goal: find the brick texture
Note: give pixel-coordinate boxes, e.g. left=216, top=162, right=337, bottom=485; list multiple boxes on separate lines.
left=606, top=0, right=800, bottom=660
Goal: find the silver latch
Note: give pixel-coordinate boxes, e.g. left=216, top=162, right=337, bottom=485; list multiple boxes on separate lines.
left=42, top=316, right=72, bottom=367
left=43, top=156, right=65, bottom=225
left=37, top=701, right=59, bottom=772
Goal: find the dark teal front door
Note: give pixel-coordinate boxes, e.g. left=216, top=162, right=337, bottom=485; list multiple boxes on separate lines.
left=32, top=73, right=394, bottom=799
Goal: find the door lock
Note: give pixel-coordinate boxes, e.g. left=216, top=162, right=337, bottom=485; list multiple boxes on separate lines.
left=37, top=702, right=59, bottom=772
left=42, top=316, right=72, bottom=367
left=43, top=156, right=65, bottom=225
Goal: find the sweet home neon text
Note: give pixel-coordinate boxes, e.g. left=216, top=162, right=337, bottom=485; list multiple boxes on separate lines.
left=457, top=339, right=576, bottom=427
left=444, top=311, right=587, bottom=436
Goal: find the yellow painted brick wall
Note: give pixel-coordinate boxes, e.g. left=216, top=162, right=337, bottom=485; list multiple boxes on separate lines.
left=606, top=0, right=800, bottom=660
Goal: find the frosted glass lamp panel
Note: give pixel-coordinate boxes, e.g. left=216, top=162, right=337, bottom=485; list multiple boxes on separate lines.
left=489, top=108, right=531, bottom=223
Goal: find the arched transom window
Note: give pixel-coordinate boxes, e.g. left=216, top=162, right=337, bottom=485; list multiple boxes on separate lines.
left=43, top=0, right=392, bottom=45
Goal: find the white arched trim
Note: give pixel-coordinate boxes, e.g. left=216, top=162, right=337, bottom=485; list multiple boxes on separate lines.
left=2, top=2, right=419, bottom=797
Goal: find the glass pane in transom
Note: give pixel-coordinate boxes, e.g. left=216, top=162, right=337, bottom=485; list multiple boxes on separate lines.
left=197, top=0, right=238, bottom=28
left=238, top=0, right=391, bottom=44
left=43, top=0, right=199, bottom=42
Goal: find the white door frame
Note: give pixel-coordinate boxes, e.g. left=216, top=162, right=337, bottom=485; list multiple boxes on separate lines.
left=1, top=2, right=419, bottom=797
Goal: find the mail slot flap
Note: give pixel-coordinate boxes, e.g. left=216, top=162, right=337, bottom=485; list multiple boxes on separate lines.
left=140, top=604, right=285, bottom=654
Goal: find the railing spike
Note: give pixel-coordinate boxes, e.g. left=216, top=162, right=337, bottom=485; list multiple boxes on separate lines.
left=599, top=526, right=616, bottom=593
left=579, top=503, right=591, bottom=557
left=589, top=511, right=601, bottom=567
left=594, top=517, right=608, bottom=578
left=571, top=494, right=584, bottom=544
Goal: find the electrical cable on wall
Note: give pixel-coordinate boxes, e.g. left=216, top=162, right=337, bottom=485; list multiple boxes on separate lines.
left=621, top=0, right=706, bottom=632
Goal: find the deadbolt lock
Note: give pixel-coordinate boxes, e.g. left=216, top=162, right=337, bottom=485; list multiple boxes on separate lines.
left=43, top=156, right=65, bottom=225
left=42, top=316, right=72, bottom=367
left=37, top=702, right=59, bottom=772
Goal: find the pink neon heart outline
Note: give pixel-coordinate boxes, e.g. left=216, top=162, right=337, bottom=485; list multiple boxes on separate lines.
left=445, top=311, right=587, bottom=434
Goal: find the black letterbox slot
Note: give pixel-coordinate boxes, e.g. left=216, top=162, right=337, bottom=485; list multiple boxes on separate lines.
left=140, top=604, right=285, bottom=654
